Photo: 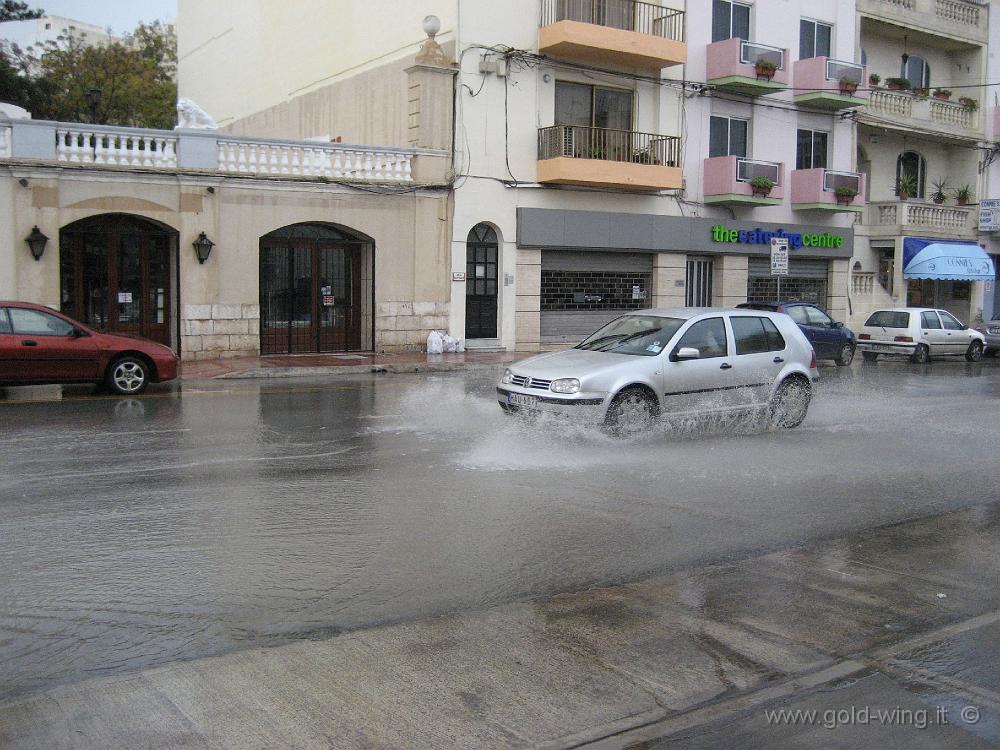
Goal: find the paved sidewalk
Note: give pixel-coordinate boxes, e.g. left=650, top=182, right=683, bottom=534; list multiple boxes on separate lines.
left=3, top=502, right=999, bottom=749
left=179, top=350, right=533, bottom=380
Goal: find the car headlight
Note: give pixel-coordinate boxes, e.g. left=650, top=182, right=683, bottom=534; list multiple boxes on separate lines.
left=501, top=369, right=513, bottom=384
left=550, top=378, right=580, bottom=394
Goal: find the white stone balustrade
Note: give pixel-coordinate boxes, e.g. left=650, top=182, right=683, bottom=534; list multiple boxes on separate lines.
left=55, top=127, right=178, bottom=167
left=858, top=0, right=986, bottom=42
left=851, top=272, right=875, bottom=296
left=215, top=139, right=413, bottom=181
left=0, top=119, right=423, bottom=183
left=864, top=91, right=980, bottom=136
left=865, top=201, right=976, bottom=234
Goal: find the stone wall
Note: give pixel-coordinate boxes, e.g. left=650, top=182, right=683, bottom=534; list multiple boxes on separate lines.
left=375, top=301, right=449, bottom=351
left=181, top=304, right=261, bottom=361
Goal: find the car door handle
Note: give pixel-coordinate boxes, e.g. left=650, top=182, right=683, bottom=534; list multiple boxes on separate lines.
left=773, top=356, right=784, bottom=363
left=21, top=340, right=37, bottom=347
left=720, top=363, right=732, bottom=370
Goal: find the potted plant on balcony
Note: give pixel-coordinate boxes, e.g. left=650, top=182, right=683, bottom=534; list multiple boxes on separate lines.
left=930, top=177, right=949, bottom=204
left=913, top=87, right=930, bottom=98
left=839, top=76, right=859, bottom=96
left=631, top=148, right=659, bottom=165
left=835, top=186, right=858, bottom=205
left=749, top=175, right=775, bottom=197
left=885, top=77, right=911, bottom=91
left=959, top=96, right=978, bottom=112
left=754, top=59, right=777, bottom=81
left=896, top=173, right=917, bottom=201
left=954, top=184, right=974, bottom=206
left=868, top=73, right=881, bottom=87
left=932, top=88, right=952, bottom=100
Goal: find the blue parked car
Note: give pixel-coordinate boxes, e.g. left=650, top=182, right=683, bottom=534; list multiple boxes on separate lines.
left=736, top=301, right=856, bottom=366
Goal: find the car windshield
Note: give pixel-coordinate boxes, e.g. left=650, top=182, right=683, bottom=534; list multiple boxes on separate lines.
left=575, top=315, right=685, bottom=357
left=865, top=311, right=910, bottom=328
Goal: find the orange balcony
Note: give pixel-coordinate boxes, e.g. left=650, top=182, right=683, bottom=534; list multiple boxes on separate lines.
left=537, top=125, right=682, bottom=191
left=706, top=38, right=789, bottom=96
left=538, top=0, right=686, bottom=72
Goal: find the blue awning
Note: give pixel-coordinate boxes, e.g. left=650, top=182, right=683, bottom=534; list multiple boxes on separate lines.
left=903, top=238, right=995, bottom=281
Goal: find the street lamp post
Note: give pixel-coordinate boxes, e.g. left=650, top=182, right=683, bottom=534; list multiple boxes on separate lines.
left=85, top=87, right=102, bottom=124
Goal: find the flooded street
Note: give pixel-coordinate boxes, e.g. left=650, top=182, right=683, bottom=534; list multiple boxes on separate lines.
left=1, top=360, right=999, bottom=702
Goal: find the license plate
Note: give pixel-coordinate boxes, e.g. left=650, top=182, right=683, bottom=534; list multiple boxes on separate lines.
left=508, top=392, right=537, bottom=407
left=870, top=344, right=896, bottom=353
left=989, top=327, right=1000, bottom=335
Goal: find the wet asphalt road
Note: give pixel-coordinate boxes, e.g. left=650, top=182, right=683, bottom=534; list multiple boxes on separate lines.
left=1, top=358, right=999, bottom=700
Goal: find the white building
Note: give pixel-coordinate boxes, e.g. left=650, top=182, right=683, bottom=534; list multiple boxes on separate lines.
left=0, top=15, right=112, bottom=54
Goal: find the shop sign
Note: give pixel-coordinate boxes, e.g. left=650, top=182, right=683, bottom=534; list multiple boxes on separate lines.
left=452, top=271, right=467, bottom=282
left=978, top=200, right=1000, bottom=232
left=711, top=224, right=844, bottom=249
left=770, top=238, right=789, bottom=276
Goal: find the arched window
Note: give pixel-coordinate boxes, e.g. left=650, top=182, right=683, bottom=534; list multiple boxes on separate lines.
left=901, top=55, right=930, bottom=89
left=896, top=151, right=926, bottom=199
left=465, top=224, right=499, bottom=339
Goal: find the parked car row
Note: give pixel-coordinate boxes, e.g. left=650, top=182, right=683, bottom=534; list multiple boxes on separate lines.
left=497, top=302, right=992, bottom=435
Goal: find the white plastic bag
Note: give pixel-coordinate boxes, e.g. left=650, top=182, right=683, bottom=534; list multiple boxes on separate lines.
left=426, top=330, right=444, bottom=354
left=441, top=333, right=458, bottom=353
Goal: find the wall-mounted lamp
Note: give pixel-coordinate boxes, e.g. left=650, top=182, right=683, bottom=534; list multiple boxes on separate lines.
left=18, top=178, right=28, bottom=188
left=206, top=186, right=216, bottom=194
left=25, top=225, right=48, bottom=261
left=542, top=73, right=552, bottom=83
left=192, top=231, right=215, bottom=264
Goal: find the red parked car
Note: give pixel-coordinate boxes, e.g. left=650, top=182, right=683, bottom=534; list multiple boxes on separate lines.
left=0, top=301, right=178, bottom=395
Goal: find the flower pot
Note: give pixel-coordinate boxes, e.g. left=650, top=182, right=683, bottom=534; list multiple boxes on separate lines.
left=754, top=66, right=775, bottom=81
left=933, top=196, right=945, bottom=205
left=839, top=84, right=858, bottom=96
left=899, top=192, right=910, bottom=201
left=836, top=195, right=854, bottom=205
left=933, top=92, right=951, bottom=101
left=751, top=187, right=772, bottom=198
left=957, top=197, right=969, bottom=206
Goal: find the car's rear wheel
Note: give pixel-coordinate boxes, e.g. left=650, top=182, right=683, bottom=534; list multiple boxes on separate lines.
left=966, top=340, right=984, bottom=362
left=862, top=351, right=878, bottom=362
left=604, top=387, right=657, bottom=437
left=770, top=377, right=811, bottom=429
left=835, top=344, right=855, bottom=366
left=106, top=356, right=149, bottom=395
left=910, top=344, right=930, bottom=364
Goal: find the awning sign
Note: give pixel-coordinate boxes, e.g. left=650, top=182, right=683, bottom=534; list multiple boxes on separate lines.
left=770, top=237, right=789, bottom=276
left=979, top=200, right=1000, bottom=232
left=903, top=237, right=996, bottom=281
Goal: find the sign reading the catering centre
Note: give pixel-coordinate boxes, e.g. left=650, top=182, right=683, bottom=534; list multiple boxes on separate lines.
left=711, top=224, right=845, bottom=249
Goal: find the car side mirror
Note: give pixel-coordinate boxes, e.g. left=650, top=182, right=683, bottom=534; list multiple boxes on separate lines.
left=671, top=346, right=700, bottom=362
left=70, top=327, right=87, bottom=338
left=832, top=321, right=844, bottom=328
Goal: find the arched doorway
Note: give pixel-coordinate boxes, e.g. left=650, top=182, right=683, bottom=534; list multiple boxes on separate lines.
left=259, top=223, right=371, bottom=354
left=465, top=223, right=499, bottom=339
left=59, top=214, right=177, bottom=346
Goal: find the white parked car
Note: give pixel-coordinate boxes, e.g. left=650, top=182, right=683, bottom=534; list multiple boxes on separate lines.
left=856, top=307, right=986, bottom=364
left=497, top=308, right=819, bottom=434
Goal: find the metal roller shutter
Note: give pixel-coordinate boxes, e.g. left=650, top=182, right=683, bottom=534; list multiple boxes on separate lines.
left=747, top=257, right=830, bottom=279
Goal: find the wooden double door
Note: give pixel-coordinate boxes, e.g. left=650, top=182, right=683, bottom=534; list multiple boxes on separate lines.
left=260, top=236, right=363, bottom=354
left=59, top=214, right=174, bottom=346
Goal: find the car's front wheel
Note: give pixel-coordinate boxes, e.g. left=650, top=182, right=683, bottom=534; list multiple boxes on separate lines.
left=910, top=344, right=930, bottom=364
left=106, top=356, right=150, bottom=395
left=604, top=387, right=658, bottom=437
left=835, top=344, right=855, bottom=366
left=966, top=340, right=984, bottom=362
left=770, top=377, right=811, bottom=429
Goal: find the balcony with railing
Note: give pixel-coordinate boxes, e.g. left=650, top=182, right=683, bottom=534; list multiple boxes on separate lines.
left=860, top=89, right=982, bottom=141
left=537, top=125, right=682, bottom=190
left=857, top=0, right=987, bottom=45
left=703, top=156, right=785, bottom=206
left=538, top=0, right=686, bottom=72
left=0, top=117, right=447, bottom=182
left=793, top=58, right=868, bottom=110
left=706, top=38, right=789, bottom=96
left=791, top=168, right=866, bottom=212
left=859, top=200, right=978, bottom=240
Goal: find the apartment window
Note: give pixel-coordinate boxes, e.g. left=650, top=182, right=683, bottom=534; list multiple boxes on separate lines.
left=796, top=129, right=828, bottom=170
left=554, top=82, right=633, bottom=131
left=712, top=0, right=750, bottom=42
left=896, top=151, right=926, bottom=199
left=799, top=19, right=832, bottom=60
left=902, top=55, right=930, bottom=88
left=709, top=116, right=748, bottom=158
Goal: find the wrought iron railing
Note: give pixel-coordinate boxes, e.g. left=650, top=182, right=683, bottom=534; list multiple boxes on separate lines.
left=540, top=0, right=685, bottom=41
left=739, top=41, right=784, bottom=70
left=823, top=169, right=862, bottom=193
left=736, top=158, right=781, bottom=185
left=538, top=125, right=680, bottom=167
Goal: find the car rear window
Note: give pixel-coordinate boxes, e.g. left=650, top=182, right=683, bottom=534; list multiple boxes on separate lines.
left=865, top=311, right=910, bottom=328
left=731, top=316, right=785, bottom=354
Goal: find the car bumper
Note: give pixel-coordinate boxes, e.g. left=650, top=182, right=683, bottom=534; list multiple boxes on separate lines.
left=856, top=341, right=916, bottom=355
left=153, top=355, right=179, bottom=382
left=496, top=387, right=606, bottom=420
left=982, top=332, right=1000, bottom=350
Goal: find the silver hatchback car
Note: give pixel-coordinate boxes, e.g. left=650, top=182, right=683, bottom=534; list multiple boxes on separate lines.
left=497, top=308, right=819, bottom=433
